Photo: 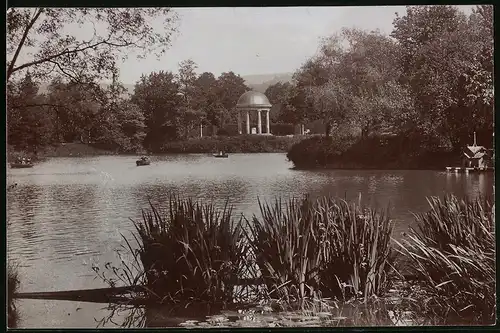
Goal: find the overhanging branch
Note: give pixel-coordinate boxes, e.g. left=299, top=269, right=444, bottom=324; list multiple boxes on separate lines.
left=11, top=38, right=134, bottom=79
left=7, top=8, right=44, bottom=80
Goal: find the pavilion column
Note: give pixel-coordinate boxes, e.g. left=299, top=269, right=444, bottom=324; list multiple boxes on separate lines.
left=246, top=110, right=250, bottom=134
left=257, top=110, right=262, bottom=134
left=266, top=110, right=270, bottom=134
left=237, top=111, right=242, bottom=134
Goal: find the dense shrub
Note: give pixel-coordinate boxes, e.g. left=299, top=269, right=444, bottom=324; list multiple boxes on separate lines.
left=160, top=135, right=303, bottom=153
left=287, top=132, right=460, bottom=170
left=216, top=128, right=231, bottom=136
left=286, top=135, right=356, bottom=169
left=271, top=123, right=295, bottom=136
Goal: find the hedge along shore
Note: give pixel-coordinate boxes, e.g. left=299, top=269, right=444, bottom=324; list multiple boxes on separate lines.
left=8, top=135, right=307, bottom=160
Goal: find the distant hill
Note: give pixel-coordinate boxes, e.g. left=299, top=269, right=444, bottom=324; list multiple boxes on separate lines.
left=37, top=72, right=294, bottom=96
left=242, top=72, right=294, bottom=93
left=38, top=82, right=134, bottom=97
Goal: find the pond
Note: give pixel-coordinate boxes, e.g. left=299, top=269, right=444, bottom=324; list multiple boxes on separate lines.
left=7, top=153, right=494, bottom=328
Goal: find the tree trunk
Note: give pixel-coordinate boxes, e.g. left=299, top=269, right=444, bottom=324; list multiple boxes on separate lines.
left=361, top=128, right=369, bottom=140
left=325, top=121, right=332, bottom=138
left=361, top=122, right=371, bottom=140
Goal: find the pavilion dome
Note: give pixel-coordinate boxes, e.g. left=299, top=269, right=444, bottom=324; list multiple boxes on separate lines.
left=236, top=91, right=272, bottom=108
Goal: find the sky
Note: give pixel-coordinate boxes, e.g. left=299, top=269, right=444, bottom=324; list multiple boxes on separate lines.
left=12, top=6, right=475, bottom=84
left=115, top=6, right=475, bottom=84
left=119, top=6, right=408, bottom=83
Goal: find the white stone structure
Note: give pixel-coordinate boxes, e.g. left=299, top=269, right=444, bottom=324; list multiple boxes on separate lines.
left=236, top=91, right=272, bottom=135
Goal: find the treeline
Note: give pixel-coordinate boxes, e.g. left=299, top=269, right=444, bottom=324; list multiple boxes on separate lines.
left=8, top=6, right=493, bottom=158
left=7, top=59, right=253, bottom=154
left=267, top=5, right=493, bottom=153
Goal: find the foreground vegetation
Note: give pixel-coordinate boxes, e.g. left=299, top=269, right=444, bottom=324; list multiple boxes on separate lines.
left=93, top=194, right=495, bottom=327
left=394, top=196, right=495, bottom=324
left=8, top=263, right=20, bottom=328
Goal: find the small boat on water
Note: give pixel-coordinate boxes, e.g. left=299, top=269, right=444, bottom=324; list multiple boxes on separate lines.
left=213, top=151, right=229, bottom=158
left=10, top=163, right=34, bottom=169
left=11, top=157, right=34, bottom=168
left=136, top=156, right=151, bottom=166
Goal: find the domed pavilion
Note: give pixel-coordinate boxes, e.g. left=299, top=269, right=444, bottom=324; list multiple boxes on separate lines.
left=236, top=91, right=272, bottom=135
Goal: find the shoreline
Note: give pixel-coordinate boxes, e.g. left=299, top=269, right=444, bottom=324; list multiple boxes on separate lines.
left=10, top=149, right=494, bottom=172
left=8, top=136, right=302, bottom=160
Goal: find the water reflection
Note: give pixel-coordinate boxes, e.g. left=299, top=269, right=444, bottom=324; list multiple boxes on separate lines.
left=95, top=300, right=400, bottom=328
left=7, top=154, right=494, bottom=328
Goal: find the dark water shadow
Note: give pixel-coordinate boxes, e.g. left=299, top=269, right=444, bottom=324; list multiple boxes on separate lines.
left=95, top=300, right=403, bottom=328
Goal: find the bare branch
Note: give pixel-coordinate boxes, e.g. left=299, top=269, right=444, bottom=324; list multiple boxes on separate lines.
left=7, top=8, right=44, bottom=80
left=47, top=60, right=83, bottom=83
left=12, top=40, right=106, bottom=75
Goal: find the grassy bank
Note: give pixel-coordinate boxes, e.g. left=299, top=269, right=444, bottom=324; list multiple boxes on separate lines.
left=94, top=193, right=495, bottom=326
left=287, top=135, right=467, bottom=170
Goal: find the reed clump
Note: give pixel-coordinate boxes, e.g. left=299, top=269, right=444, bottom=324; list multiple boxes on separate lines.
left=132, top=196, right=250, bottom=307
left=8, top=263, right=20, bottom=328
left=394, top=195, right=495, bottom=324
left=245, top=196, right=395, bottom=307
left=95, top=193, right=494, bottom=327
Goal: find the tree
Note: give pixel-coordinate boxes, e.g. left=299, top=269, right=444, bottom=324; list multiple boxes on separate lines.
left=215, top=72, right=250, bottom=125
left=7, top=8, right=178, bottom=84
left=391, top=6, right=466, bottom=78
left=264, top=81, right=296, bottom=123
left=307, top=79, right=352, bottom=137
left=97, top=100, right=147, bottom=152
left=45, top=79, right=104, bottom=143
left=292, top=38, right=346, bottom=135
left=192, top=72, right=222, bottom=132
left=131, top=71, right=182, bottom=150
left=177, top=59, right=198, bottom=101
left=7, top=73, right=56, bottom=152
left=391, top=5, right=493, bottom=149
left=337, top=28, right=414, bottom=138
left=176, top=59, right=205, bottom=138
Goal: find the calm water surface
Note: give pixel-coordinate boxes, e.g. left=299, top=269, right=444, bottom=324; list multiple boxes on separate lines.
left=7, top=153, right=493, bottom=328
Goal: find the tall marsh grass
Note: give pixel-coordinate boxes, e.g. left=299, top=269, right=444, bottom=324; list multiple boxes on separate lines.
left=394, top=195, right=495, bottom=324
left=245, top=196, right=395, bottom=306
left=132, top=196, right=250, bottom=306
left=8, top=263, right=20, bottom=327
left=94, top=193, right=494, bottom=326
